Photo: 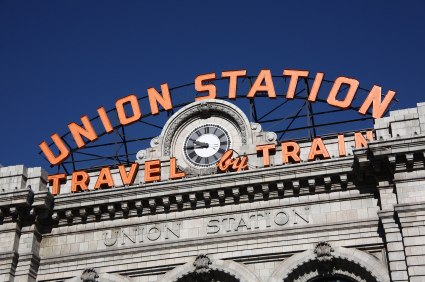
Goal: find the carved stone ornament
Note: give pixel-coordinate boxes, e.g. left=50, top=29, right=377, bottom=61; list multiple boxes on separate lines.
left=251, top=122, right=262, bottom=132
left=81, top=268, right=99, bottom=282
left=266, top=132, right=277, bottom=142
left=314, top=241, right=335, bottom=271
left=150, top=137, right=160, bottom=148
left=182, top=166, right=217, bottom=177
left=136, top=149, right=146, bottom=161
left=198, top=101, right=211, bottom=114
left=193, top=254, right=212, bottom=281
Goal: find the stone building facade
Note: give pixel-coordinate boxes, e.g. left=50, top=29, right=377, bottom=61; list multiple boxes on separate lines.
left=0, top=100, right=424, bottom=282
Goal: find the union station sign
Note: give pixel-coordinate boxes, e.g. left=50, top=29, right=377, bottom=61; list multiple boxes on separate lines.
left=40, top=69, right=396, bottom=196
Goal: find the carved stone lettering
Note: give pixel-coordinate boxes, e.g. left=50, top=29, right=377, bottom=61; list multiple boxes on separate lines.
left=274, top=211, right=289, bottom=226
left=103, top=222, right=182, bottom=247
left=147, top=226, right=161, bottom=241
left=206, top=208, right=309, bottom=235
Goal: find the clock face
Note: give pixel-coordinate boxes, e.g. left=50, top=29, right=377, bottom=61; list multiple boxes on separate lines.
left=183, top=123, right=232, bottom=168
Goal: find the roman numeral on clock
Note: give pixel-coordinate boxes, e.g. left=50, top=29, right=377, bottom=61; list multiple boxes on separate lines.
left=189, top=151, right=197, bottom=159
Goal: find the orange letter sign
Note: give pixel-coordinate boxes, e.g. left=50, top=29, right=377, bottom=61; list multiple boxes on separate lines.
left=355, top=130, right=373, bottom=148
left=256, top=144, right=276, bottom=167
left=48, top=173, right=66, bottom=196
left=118, top=163, right=139, bottom=185
left=338, top=134, right=346, bottom=157
left=308, top=72, right=325, bottom=102
left=222, top=69, right=247, bottom=100
left=358, top=85, right=396, bottom=119
left=283, top=69, right=309, bottom=100
left=71, top=171, right=90, bottom=192
left=247, top=69, right=276, bottom=99
left=94, top=167, right=115, bottom=189
left=39, top=133, right=70, bottom=166
left=217, top=150, right=248, bottom=172
left=281, top=141, right=301, bottom=164
left=116, top=94, right=142, bottom=126
left=327, top=76, right=359, bottom=109
left=145, top=160, right=161, bottom=183
left=170, top=157, right=185, bottom=179
left=148, top=83, right=173, bottom=115
left=195, top=73, right=217, bottom=101
left=97, top=107, right=114, bottom=134
left=68, top=115, right=99, bottom=149
left=308, top=137, right=330, bottom=161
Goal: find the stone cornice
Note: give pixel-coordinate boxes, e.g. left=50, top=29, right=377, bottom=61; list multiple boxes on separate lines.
left=45, top=192, right=375, bottom=230
left=353, top=134, right=425, bottom=165
left=53, top=156, right=357, bottom=211
left=395, top=201, right=425, bottom=213
left=0, top=188, right=34, bottom=208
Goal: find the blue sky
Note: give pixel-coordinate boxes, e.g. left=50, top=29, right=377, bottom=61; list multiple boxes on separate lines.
left=1, top=1, right=425, bottom=173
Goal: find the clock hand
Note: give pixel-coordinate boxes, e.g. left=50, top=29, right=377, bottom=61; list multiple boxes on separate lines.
left=186, top=144, right=209, bottom=150
left=192, top=140, right=209, bottom=147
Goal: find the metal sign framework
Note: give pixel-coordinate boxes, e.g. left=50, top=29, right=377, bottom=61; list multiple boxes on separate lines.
left=39, top=75, right=398, bottom=174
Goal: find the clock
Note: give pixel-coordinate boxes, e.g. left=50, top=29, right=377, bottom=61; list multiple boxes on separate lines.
left=183, top=123, right=232, bottom=168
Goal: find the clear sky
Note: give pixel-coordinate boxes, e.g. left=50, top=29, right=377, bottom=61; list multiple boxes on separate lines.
left=1, top=1, right=424, bottom=174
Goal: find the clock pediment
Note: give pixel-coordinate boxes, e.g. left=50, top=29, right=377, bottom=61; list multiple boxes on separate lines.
left=136, top=99, right=277, bottom=175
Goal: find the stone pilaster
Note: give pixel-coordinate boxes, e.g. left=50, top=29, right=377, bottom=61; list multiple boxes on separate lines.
left=0, top=221, right=21, bottom=282
left=395, top=202, right=425, bottom=282
left=378, top=210, right=409, bottom=281
left=13, top=223, right=42, bottom=282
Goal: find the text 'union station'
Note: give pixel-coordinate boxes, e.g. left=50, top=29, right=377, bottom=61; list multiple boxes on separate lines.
left=1, top=71, right=424, bottom=282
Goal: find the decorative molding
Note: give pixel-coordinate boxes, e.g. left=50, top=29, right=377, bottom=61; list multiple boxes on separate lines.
left=163, top=197, right=170, bottom=206
left=79, top=208, right=87, bottom=218
left=266, top=132, right=277, bottom=143
left=193, top=254, right=212, bottom=281
left=121, top=202, right=129, bottom=212
left=250, top=122, right=262, bottom=133
left=268, top=246, right=390, bottom=282
left=136, top=150, right=147, bottom=161
left=93, top=206, right=101, bottom=215
left=203, top=191, right=211, bottom=201
left=162, top=101, right=249, bottom=157
left=81, top=268, right=99, bottom=282
left=65, top=210, right=73, bottom=219
left=176, top=195, right=183, bottom=204
left=150, top=137, right=160, bottom=148
left=314, top=241, right=334, bottom=272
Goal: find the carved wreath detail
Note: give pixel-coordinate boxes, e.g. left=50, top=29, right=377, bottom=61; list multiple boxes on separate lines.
left=81, top=268, right=99, bottom=282
left=314, top=241, right=335, bottom=272
left=314, top=241, right=334, bottom=260
left=193, top=254, right=212, bottom=281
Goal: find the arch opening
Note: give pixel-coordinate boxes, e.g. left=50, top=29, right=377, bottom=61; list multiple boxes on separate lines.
left=174, top=268, right=241, bottom=282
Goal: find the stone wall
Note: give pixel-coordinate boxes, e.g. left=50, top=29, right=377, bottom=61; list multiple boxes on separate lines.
left=1, top=103, right=425, bottom=282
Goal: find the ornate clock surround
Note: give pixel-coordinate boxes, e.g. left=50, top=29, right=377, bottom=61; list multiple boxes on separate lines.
left=159, top=100, right=252, bottom=157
